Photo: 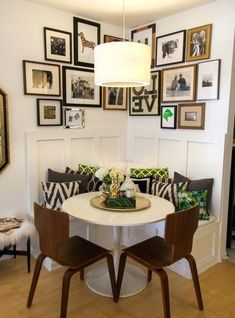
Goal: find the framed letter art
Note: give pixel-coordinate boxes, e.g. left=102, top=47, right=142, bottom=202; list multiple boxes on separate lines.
left=73, top=17, right=100, bottom=68
left=129, top=71, right=161, bottom=116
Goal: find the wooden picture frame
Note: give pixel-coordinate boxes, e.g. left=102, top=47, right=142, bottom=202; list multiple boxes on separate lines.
left=197, top=59, right=221, bottom=100
left=104, top=34, right=127, bottom=43
left=178, top=103, right=205, bottom=129
left=129, top=70, right=161, bottom=116
left=0, top=87, right=9, bottom=174
left=156, top=30, right=186, bottom=67
left=44, top=27, right=72, bottom=63
left=131, top=23, right=156, bottom=68
left=160, top=105, right=177, bottom=129
left=186, top=24, right=212, bottom=62
left=62, top=66, right=101, bottom=107
left=103, top=87, right=127, bottom=110
left=37, top=98, right=62, bottom=126
left=23, top=60, right=61, bottom=96
left=64, top=107, right=85, bottom=129
left=73, top=17, right=100, bottom=68
left=161, top=64, right=197, bottom=103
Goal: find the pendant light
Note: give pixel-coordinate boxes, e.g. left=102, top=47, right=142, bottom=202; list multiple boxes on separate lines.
left=94, top=0, right=151, bottom=87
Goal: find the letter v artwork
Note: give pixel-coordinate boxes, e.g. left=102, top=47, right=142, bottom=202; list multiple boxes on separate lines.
left=129, top=71, right=161, bottom=116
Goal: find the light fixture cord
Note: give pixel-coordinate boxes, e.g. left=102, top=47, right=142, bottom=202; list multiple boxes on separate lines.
left=122, top=0, right=125, bottom=41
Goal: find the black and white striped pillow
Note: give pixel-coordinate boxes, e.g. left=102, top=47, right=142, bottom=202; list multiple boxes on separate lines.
left=41, top=181, right=80, bottom=211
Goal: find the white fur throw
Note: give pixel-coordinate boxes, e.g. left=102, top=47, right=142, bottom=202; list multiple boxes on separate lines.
left=0, top=220, right=35, bottom=250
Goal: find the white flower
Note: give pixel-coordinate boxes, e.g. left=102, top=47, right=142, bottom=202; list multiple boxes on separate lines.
left=95, top=167, right=108, bottom=181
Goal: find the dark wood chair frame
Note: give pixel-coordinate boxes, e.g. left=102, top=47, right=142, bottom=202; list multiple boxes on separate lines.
left=27, top=203, right=117, bottom=318
left=117, top=205, right=203, bottom=318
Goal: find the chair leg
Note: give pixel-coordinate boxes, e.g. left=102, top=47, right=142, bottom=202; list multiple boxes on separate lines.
left=185, top=255, right=204, bottom=310
left=80, top=268, right=84, bottom=281
left=106, top=253, right=118, bottom=302
left=27, top=237, right=31, bottom=273
left=61, top=269, right=76, bottom=318
left=27, top=253, right=46, bottom=307
left=148, top=269, right=152, bottom=282
left=156, top=268, right=170, bottom=318
left=117, top=252, right=127, bottom=299
left=13, top=244, right=16, bottom=258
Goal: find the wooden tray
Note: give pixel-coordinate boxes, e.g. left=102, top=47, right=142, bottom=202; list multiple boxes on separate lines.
left=90, top=195, right=151, bottom=212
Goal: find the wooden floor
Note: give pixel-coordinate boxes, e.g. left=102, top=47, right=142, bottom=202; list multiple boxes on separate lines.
left=0, top=256, right=235, bottom=318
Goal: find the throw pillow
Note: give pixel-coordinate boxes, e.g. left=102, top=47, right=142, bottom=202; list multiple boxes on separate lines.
left=41, top=181, right=80, bottom=211
left=130, top=167, right=169, bottom=178
left=48, top=168, right=90, bottom=194
left=130, top=176, right=152, bottom=194
left=177, top=189, right=209, bottom=220
left=78, top=163, right=99, bottom=174
left=66, top=167, right=101, bottom=192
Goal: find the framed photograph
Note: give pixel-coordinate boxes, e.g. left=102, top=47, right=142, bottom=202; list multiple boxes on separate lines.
left=197, top=59, right=221, bottom=100
left=44, top=27, right=72, bottom=63
left=186, top=24, right=212, bottom=62
left=103, top=87, right=127, bottom=110
left=131, top=23, right=156, bottom=68
left=37, top=98, right=62, bottom=126
left=64, top=107, right=85, bottom=129
left=161, top=64, right=197, bottom=103
left=156, top=30, right=186, bottom=67
left=23, top=60, right=61, bottom=96
left=160, top=105, right=177, bottom=129
left=73, top=17, right=100, bottom=68
left=178, top=103, right=205, bottom=129
left=129, top=70, right=161, bottom=116
left=62, top=66, right=101, bottom=107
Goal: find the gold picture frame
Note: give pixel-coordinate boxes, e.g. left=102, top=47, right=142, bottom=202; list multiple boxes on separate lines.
left=178, top=103, right=205, bottom=130
left=103, top=87, right=127, bottom=111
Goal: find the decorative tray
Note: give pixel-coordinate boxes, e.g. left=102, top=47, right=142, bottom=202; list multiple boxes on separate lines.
left=90, top=195, right=151, bottom=212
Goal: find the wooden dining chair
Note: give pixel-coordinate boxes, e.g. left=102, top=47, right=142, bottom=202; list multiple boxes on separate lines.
left=117, top=204, right=203, bottom=318
left=27, top=203, right=118, bottom=318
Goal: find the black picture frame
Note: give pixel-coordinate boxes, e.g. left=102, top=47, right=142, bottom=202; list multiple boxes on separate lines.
left=37, top=98, right=62, bottom=126
left=160, top=105, right=177, bottom=129
left=73, top=17, right=100, bottom=68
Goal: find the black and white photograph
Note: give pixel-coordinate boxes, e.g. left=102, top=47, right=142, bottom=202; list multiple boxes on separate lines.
left=156, top=30, right=186, bottom=67
left=178, top=103, right=205, bottom=129
left=23, top=60, right=61, bottom=96
left=64, top=107, right=85, bottom=128
left=62, top=66, right=101, bottom=107
left=37, top=99, right=62, bottom=126
left=44, top=27, right=72, bottom=63
left=129, top=70, right=161, bottom=116
left=103, top=87, right=127, bottom=110
left=161, top=64, right=197, bottom=103
left=73, top=17, right=100, bottom=68
left=197, top=59, right=221, bottom=100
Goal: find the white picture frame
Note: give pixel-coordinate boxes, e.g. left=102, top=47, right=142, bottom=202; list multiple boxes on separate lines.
left=64, top=107, right=85, bottom=129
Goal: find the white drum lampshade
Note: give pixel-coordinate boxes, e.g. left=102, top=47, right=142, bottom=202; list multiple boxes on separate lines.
left=94, top=41, right=151, bottom=87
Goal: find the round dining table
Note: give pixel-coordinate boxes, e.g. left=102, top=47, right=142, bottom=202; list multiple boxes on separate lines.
left=62, top=191, right=175, bottom=298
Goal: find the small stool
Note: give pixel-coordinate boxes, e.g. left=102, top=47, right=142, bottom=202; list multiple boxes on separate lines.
left=0, top=218, right=35, bottom=273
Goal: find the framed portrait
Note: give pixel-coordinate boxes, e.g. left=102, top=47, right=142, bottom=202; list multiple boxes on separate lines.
left=62, top=66, right=101, bottom=107
left=160, top=105, right=177, bottom=129
left=103, top=87, right=127, bottom=110
left=161, top=64, right=197, bottom=103
left=131, top=23, right=156, bottom=68
left=73, top=17, right=100, bottom=68
left=44, top=27, right=72, bottom=63
left=178, top=103, right=205, bottom=129
left=156, top=30, right=186, bottom=67
left=186, top=24, right=212, bottom=62
left=129, top=70, right=161, bottom=116
left=197, top=59, right=221, bottom=100
left=64, top=107, right=85, bottom=129
left=37, top=98, right=62, bottom=126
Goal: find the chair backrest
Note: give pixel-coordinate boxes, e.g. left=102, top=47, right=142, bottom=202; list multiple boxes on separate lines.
left=34, top=202, right=69, bottom=261
left=164, top=204, right=199, bottom=263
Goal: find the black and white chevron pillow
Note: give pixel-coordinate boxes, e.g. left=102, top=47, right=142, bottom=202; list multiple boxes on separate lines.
left=41, top=181, right=80, bottom=211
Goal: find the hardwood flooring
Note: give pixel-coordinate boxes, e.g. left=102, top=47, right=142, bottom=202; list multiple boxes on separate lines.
left=0, top=256, right=235, bottom=318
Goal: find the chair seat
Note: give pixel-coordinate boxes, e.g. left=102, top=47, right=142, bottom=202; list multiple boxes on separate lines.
left=57, top=236, right=110, bottom=269
left=124, top=236, right=173, bottom=269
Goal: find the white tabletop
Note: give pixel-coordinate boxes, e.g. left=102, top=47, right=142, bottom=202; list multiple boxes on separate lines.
left=62, top=191, right=175, bottom=227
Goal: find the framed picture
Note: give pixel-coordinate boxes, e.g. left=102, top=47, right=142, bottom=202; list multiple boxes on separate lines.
left=103, top=87, right=127, bottom=110
left=186, top=24, right=212, bottom=62
left=37, top=98, right=62, bottom=126
left=73, top=17, right=100, bottom=68
left=160, top=105, right=177, bottom=129
left=62, top=66, right=101, bottom=107
left=156, top=30, right=186, bottom=67
left=161, top=64, right=197, bottom=103
left=64, top=107, right=85, bottom=129
left=44, top=27, right=72, bottom=63
left=23, top=60, right=61, bottom=96
left=178, top=103, right=205, bottom=129
left=197, top=59, right=221, bottom=100
left=129, top=70, right=161, bottom=116
left=131, top=23, right=156, bottom=68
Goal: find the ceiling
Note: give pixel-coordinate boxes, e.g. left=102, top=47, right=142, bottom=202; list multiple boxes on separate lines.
left=27, top=0, right=215, bottom=28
